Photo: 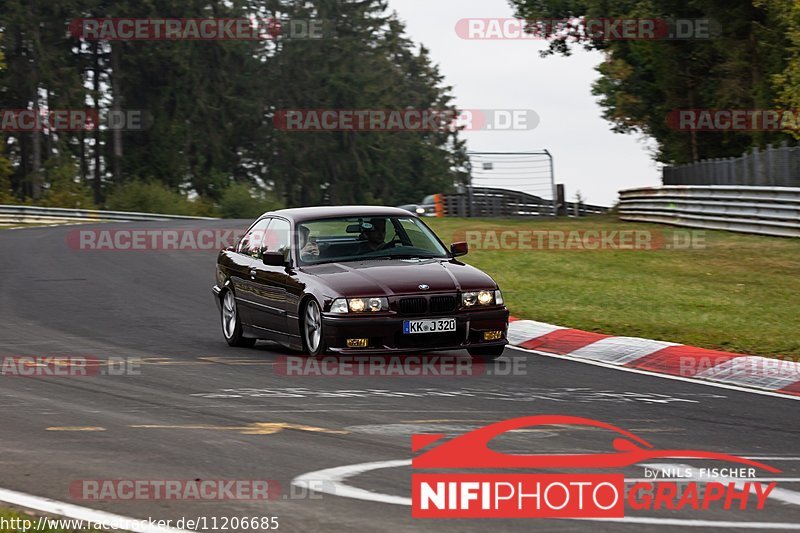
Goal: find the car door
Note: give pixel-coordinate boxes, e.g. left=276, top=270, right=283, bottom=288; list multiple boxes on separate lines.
left=231, top=217, right=271, bottom=326
left=248, top=217, right=293, bottom=336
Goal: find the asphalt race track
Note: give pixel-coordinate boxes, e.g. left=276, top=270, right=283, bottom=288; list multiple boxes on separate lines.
left=1, top=220, right=799, bottom=532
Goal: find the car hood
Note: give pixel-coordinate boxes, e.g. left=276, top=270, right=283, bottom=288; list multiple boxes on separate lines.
left=300, top=258, right=498, bottom=297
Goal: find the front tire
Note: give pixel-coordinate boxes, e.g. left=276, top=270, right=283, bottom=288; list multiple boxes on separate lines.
left=468, top=345, right=505, bottom=361
left=302, top=299, right=327, bottom=356
left=221, top=289, right=256, bottom=348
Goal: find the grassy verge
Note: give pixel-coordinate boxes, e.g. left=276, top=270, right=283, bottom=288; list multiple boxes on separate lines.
left=427, top=215, right=800, bottom=358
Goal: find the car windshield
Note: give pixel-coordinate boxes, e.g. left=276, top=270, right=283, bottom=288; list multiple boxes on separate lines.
left=296, top=216, right=449, bottom=265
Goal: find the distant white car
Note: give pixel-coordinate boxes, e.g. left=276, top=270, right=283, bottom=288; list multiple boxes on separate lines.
left=399, top=194, right=437, bottom=217
left=398, top=204, right=426, bottom=215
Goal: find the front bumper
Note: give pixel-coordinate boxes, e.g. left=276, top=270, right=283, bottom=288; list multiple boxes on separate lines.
left=321, top=307, right=509, bottom=354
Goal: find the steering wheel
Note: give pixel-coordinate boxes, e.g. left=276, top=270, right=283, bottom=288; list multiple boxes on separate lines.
left=380, top=234, right=402, bottom=250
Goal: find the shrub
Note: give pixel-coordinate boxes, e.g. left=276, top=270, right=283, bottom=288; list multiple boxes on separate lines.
left=105, top=180, right=194, bottom=215
left=0, top=150, right=14, bottom=204
left=217, top=183, right=283, bottom=219
left=38, top=157, right=96, bottom=209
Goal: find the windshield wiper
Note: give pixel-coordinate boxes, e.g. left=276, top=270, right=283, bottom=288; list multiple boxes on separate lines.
left=380, top=254, right=439, bottom=260
left=305, top=254, right=440, bottom=265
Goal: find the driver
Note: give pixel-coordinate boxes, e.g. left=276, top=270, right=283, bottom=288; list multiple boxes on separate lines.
left=298, top=225, right=320, bottom=260
left=359, top=218, right=388, bottom=253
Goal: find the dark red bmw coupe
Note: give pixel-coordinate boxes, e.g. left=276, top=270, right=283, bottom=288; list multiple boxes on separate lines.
left=212, top=206, right=509, bottom=360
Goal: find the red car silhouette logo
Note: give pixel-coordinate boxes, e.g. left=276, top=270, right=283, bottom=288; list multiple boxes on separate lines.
left=412, top=415, right=780, bottom=472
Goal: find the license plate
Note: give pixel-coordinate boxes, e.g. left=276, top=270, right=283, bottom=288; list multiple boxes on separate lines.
left=403, top=318, right=456, bottom=334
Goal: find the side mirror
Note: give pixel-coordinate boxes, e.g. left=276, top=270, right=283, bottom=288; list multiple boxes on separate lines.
left=262, top=251, right=289, bottom=267
left=450, top=241, right=468, bottom=257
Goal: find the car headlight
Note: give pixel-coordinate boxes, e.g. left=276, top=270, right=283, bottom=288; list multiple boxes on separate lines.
left=415, top=207, right=425, bottom=215
left=461, top=290, right=503, bottom=307
left=330, top=297, right=388, bottom=313
left=331, top=298, right=348, bottom=313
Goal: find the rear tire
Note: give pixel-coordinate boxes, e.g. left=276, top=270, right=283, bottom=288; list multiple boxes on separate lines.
left=468, top=345, right=505, bottom=361
left=302, top=299, right=327, bottom=356
left=221, top=289, right=256, bottom=348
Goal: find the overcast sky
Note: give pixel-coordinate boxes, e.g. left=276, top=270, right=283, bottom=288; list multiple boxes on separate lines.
left=387, top=0, right=662, bottom=206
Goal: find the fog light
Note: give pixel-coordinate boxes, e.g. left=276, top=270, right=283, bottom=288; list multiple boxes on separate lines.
left=347, top=338, right=369, bottom=348
left=483, top=331, right=503, bottom=341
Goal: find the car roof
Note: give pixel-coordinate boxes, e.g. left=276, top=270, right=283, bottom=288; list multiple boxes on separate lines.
left=263, top=205, right=416, bottom=223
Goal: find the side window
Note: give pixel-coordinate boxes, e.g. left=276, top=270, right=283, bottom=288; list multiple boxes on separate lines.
left=263, top=218, right=291, bottom=260
left=237, top=218, right=271, bottom=257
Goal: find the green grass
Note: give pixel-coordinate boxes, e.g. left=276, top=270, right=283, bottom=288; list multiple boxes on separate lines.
left=426, top=215, right=800, bottom=358
left=0, top=224, right=48, bottom=229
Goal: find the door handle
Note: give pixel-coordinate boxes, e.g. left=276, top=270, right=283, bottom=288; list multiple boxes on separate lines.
left=250, top=269, right=257, bottom=278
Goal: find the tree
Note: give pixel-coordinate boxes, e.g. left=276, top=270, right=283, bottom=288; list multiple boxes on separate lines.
left=0, top=0, right=464, bottom=211
left=0, top=30, right=13, bottom=203
left=762, top=0, right=800, bottom=140
left=509, top=0, right=796, bottom=163
left=263, top=0, right=464, bottom=206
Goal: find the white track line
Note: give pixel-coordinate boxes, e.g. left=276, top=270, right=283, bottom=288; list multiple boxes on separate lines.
left=0, top=487, right=194, bottom=533
left=292, top=459, right=800, bottom=529
left=507, top=346, right=800, bottom=401
left=293, top=459, right=412, bottom=506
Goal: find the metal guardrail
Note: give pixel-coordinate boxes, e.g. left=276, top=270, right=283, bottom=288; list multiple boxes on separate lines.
left=0, top=205, right=217, bottom=225
left=664, top=142, right=800, bottom=187
left=442, top=187, right=608, bottom=217
left=618, top=186, right=800, bottom=237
